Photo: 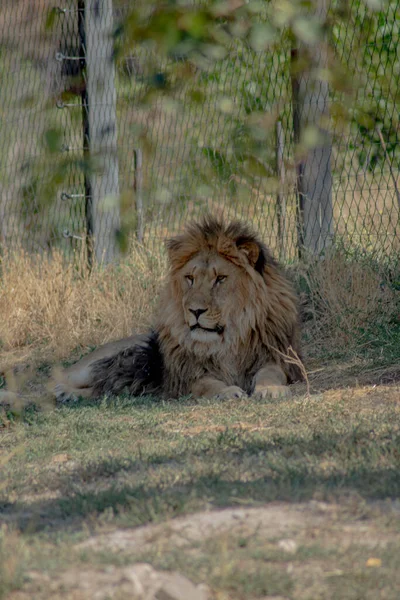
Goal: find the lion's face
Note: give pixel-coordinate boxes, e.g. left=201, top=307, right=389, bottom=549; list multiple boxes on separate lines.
left=179, top=253, right=250, bottom=345
left=154, top=218, right=302, bottom=390
left=159, top=218, right=299, bottom=368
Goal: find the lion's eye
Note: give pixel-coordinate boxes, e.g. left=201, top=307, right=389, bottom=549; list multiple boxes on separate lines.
left=215, top=275, right=227, bottom=285
left=185, top=275, right=194, bottom=287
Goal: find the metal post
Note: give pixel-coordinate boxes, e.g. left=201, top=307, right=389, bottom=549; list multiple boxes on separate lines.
left=81, top=0, right=120, bottom=264
left=77, top=0, right=93, bottom=267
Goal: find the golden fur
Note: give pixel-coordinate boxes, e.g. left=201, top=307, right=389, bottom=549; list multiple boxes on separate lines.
left=53, top=217, right=303, bottom=402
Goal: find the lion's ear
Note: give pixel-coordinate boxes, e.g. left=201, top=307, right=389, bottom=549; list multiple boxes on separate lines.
left=166, top=236, right=195, bottom=270
left=166, top=238, right=184, bottom=268
left=236, top=239, right=260, bottom=268
left=166, top=237, right=181, bottom=260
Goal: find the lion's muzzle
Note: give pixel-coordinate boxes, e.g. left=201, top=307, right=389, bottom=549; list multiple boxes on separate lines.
left=187, top=307, right=224, bottom=337
left=190, top=323, right=224, bottom=334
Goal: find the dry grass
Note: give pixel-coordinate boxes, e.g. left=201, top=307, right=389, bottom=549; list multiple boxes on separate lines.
left=295, top=247, right=400, bottom=391
left=0, top=241, right=399, bottom=600
left=0, top=240, right=398, bottom=388
left=305, top=252, right=396, bottom=335
left=0, top=245, right=166, bottom=372
left=0, top=526, right=27, bottom=599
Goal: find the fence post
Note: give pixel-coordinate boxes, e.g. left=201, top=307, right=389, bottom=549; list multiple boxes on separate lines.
left=82, top=0, right=120, bottom=264
left=291, top=0, right=333, bottom=257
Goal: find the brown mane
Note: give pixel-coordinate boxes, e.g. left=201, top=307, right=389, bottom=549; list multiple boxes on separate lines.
left=166, top=217, right=276, bottom=274
left=56, top=217, right=303, bottom=403
left=154, top=217, right=302, bottom=398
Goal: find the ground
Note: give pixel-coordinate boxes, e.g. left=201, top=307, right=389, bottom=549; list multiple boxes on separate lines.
left=1, top=244, right=399, bottom=598
left=1, top=366, right=399, bottom=600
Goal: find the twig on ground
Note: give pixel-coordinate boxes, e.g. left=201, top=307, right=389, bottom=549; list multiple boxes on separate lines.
left=272, top=345, right=310, bottom=397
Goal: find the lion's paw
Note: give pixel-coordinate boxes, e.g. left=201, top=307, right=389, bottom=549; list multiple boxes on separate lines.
left=215, top=386, right=247, bottom=401
left=253, top=385, right=292, bottom=401
left=53, top=383, right=79, bottom=405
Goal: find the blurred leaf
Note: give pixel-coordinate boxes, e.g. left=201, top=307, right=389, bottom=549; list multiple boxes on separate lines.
left=364, top=0, right=384, bottom=10
left=45, top=8, right=57, bottom=31
left=101, top=194, right=120, bottom=210
left=178, top=11, right=209, bottom=38
left=44, top=129, right=63, bottom=154
left=249, top=23, right=277, bottom=51
left=301, top=125, right=326, bottom=149
left=163, top=98, right=180, bottom=113
left=148, top=72, right=168, bottom=89
left=272, top=0, right=297, bottom=27
left=155, top=187, right=173, bottom=204
left=243, top=156, right=270, bottom=177
left=247, top=1, right=267, bottom=15
left=195, top=184, right=213, bottom=197
left=292, top=16, right=322, bottom=44
left=201, top=43, right=229, bottom=60
left=17, top=94, right=37, bottom=109
left=202, top=147, right=233, bottom=182
left=210, top=0, right=246, bottom=18
left=115, top=227, right=130, bottom=254
left=218, top=97, right=235, bottom=113
left=189, top=89, right=206, bottom=103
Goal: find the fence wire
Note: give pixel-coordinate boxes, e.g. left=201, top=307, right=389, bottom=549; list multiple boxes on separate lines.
left=0, top=0, right=399, bottom=261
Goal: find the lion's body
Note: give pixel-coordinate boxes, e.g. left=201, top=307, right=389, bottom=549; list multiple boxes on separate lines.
left=54, top=218, right=303, bottom=402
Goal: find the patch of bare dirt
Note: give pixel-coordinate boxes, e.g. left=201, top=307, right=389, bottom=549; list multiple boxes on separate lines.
left=78, top=502, right=399, bottom=556
left=8, top=501, right=400, bottom=600
left=10, top=563, right=209, bottom=600
left=79, top=504, right=315, bottom=554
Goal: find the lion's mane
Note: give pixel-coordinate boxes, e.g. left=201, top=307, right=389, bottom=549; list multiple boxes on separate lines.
left=91, top=217, right=302, bottom=398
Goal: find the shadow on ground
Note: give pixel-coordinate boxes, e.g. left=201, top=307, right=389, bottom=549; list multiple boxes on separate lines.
left=2, top=406, right=399, bottom=534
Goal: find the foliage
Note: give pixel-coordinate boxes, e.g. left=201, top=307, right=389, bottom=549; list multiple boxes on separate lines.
left=2, top=0, right=398, bottom=254
left=332, top=0, right=400, bottom=170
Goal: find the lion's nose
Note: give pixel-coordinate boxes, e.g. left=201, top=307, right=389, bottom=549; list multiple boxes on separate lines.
left=189, top=308, right=208, bottom=321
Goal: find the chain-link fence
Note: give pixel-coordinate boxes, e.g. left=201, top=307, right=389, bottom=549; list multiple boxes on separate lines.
left=0, top=0, right=399, bottom=262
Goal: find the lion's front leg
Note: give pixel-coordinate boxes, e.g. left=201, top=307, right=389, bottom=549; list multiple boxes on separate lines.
left=191, top=377, right=247, bottom=400
left=253, top=363, right=291, bottom=400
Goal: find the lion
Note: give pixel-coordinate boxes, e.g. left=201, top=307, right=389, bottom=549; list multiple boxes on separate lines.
left=53, top=217, right=303, bottom=402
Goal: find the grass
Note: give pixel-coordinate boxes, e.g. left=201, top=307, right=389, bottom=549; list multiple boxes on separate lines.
left=0, top=527, right=27, bottom=599
left=1, top=239, right=399, bottom=376
left=3, top=393, right=399, bottom=514
left=1, top=388, right=400, bottom=599
left=0, top=244, right=165, bottom=373
left=1, top=7, right=399, bottom=597
left=0, top=243, right=399, bottom=599
left=295, top=246, right=400, bottom=376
